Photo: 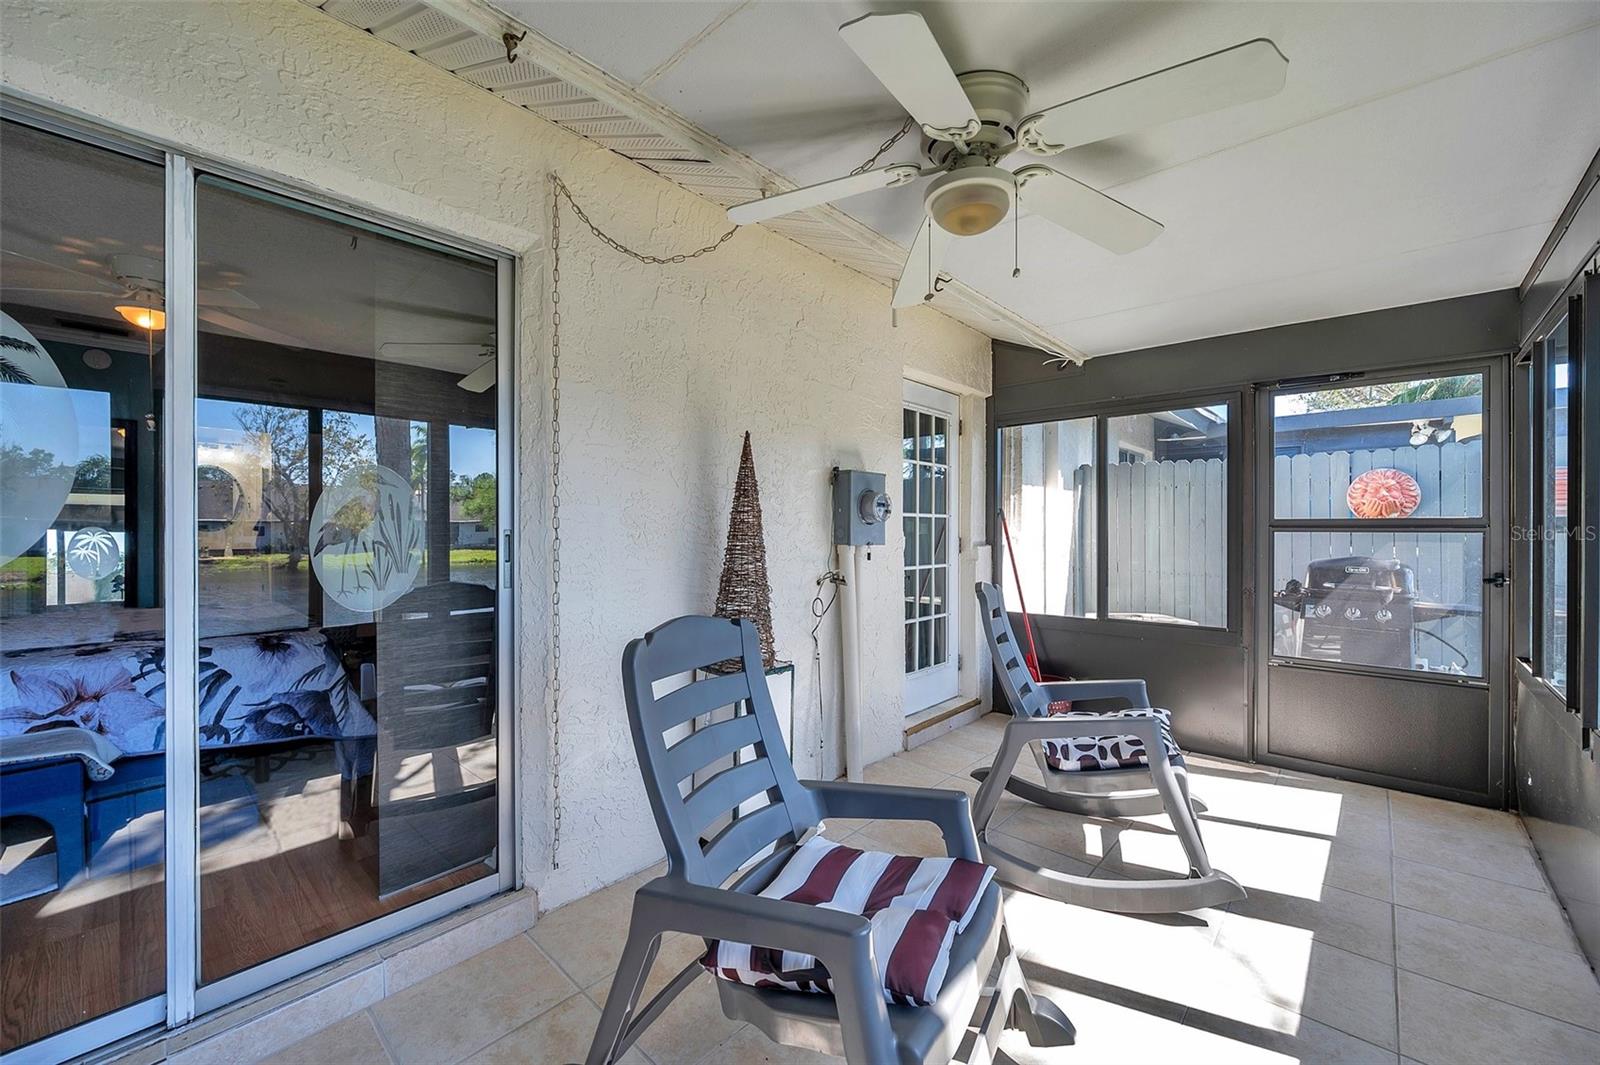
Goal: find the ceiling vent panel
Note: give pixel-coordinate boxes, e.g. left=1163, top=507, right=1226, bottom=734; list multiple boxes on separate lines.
left=375, top=7, right=464, bottom=50
left=321, top=0, right=411, bottom=31
left=530, top=100, right=626, bottom=123
left=561, top=118, right=661, bottom=140
left=458, top=59, right=561, bottom=91
left=416, top=33, right=505, bottom=70
left=497, top=82, right=593, bottom=109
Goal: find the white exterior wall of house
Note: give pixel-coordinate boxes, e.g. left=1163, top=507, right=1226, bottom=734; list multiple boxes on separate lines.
left=0, top=0, right=993, bottom=909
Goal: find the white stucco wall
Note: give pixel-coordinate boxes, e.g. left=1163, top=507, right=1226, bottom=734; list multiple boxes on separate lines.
left=0, top=0, right=992, bottom=908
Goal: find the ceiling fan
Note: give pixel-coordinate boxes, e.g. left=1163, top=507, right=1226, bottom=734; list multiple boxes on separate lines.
left=0, top=250, right=300, bottom=344
left=379, top=333, right=497, bottom=392
left=727, top=12, right=1288, bottom=308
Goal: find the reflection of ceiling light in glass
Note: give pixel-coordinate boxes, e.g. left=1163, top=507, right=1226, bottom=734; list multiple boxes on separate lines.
left=115, top=305, right=166, bottom=331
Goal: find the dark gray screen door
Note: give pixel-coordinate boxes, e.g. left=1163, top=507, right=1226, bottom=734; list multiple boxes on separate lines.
left=1256, top=362, right=1509, bottom=804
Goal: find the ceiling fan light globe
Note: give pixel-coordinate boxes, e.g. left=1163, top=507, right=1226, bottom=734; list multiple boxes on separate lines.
left=924, top=167, right=1015, bottom=237
left=937, top=199, right=1008, bottom=236
left=115, top=304, right=166, bottom=331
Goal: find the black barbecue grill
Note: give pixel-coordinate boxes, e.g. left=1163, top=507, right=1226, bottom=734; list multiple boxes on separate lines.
left=1274, top=556, right=1420, bottom=669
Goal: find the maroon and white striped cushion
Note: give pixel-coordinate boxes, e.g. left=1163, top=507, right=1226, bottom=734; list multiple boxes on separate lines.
left=700, top=836, right=995, bottom=1007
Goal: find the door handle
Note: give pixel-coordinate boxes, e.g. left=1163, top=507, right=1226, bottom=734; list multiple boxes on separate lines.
left=1483, top=572, right=1509, bottom=588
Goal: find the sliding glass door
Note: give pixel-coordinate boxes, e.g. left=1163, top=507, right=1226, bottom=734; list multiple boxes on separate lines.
left=191, top=177, right=505, bottom=988
left=0, top=115, right=515, bottom=1060
left=0, top=121, right=170, bottom=1054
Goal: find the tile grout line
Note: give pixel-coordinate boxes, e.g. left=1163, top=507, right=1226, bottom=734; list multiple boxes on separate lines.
left=365, top=1005, right=402, bottom=1065
left=1398, top=968, right=1600, bottom=1040
left=1388, top=788, right=1403, bottom=1060
left=1389, top=900, right=1586, bottom=958
left=541, top=925, right=673, bottom=1065
left=1387, top=948, right=1600, bottom=1035
left=1511, top=801, right=1600, bottom=994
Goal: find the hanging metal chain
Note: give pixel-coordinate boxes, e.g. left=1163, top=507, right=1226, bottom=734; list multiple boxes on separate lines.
left=850, top=117, right=916, bottom=176
left=552, top=175, right=736, bottom=265
left=545, top=174, right=741, bottom=868
left=549, top=176, right=564, bottom=868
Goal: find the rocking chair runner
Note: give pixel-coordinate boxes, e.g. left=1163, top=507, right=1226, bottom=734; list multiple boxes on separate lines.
left=586, top=615, right=1074, bottom=1065
left=970, top=583, right=1245, bottom=914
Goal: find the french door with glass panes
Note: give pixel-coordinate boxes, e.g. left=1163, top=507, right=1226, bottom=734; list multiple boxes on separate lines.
left=0, top=110, right=516, bottom=1064
left=902, top=381, right=960, bottom=714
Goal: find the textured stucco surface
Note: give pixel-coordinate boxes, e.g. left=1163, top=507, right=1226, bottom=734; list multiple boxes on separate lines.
left=0, top=0, right=992, bottom=908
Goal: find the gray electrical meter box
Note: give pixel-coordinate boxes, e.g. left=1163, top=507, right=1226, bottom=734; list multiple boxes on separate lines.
left=832, top=469, right=891, bottom=546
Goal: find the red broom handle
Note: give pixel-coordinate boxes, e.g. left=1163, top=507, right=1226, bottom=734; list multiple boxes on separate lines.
left=997, top=508, right=1044, bottom=682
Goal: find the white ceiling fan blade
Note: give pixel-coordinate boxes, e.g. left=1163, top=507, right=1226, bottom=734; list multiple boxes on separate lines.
left=0, top=286, right=119, bottom=299
left=1015, top=166, right=1163, bottom=254
left=379, top=340, right=490, bottom=361
left=198, top=308, right=306, bottom=348
left=1, top=249, right=121, bottom=291
left=729, top=164, right=924, bottom=226
left=197, top=287, right=259, bottom=310
left=891, top=219, right=956, bottom=309
left=839, top=12, right=979, bottom=138
left=457, top=358, right=498, bottom=393
left=1019, top=39, right=1288, bottom=154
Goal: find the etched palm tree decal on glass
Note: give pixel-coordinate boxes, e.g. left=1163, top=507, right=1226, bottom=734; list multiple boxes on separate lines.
left=309, top=462, right=423, bottom=612
left=66, top=526, right=121, bottom=580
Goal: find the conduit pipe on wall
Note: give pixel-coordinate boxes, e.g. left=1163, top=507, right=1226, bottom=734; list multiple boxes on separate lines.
left=836, top=543, right=866, bottom=782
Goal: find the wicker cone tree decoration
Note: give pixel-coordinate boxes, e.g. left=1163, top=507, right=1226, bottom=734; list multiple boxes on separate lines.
left=714, top=431, right=776, bottom=669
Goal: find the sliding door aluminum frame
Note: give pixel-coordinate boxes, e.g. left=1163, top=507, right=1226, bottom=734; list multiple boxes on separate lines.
left=0, top=97, right=521, bottom=1055
left=166, top=153, right=202, bottom=1028
left=991, top=387, right=1247, bottom=644
left=1581, top=272, right=1600, bottom=736
left=1254, top=355, right=1512, bottom=801
left=0, top=104, right=172, bottom=1065
left=188, top=166, right=519, bottom=1017
left=1522, top=286, right=1586, bottom=719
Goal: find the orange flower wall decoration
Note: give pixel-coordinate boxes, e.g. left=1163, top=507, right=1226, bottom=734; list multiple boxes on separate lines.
left=1346, top=468, right=1422, bottom=519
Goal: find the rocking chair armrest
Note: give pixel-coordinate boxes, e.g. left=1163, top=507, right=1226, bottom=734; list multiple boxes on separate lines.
left=634, top=876, right=873, bottom=958
left=806, top=780, right=981, bottom=861
left=1039, top=678, right=1150, bottom=709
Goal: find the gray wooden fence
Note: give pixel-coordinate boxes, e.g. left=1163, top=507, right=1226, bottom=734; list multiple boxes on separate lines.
left=1271, top=440, right=1483, bottom=674
left=1100, top=457, right=1227, bottom=628
left=1008, top=439, right=1484, bottom=674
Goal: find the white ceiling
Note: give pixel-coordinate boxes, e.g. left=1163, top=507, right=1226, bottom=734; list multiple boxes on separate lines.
left=499, top=0, right=1600, bottom=356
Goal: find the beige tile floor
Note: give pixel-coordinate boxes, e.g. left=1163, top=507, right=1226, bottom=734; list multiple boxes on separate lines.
left=259, top=714, right=1600, bottom=1065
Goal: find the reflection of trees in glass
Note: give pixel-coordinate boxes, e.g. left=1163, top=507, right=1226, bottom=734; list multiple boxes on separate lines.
left=410, top=424, right=429, bottom=494
left=451, top=471, right=496, bottom=525
left=1298, top=377, right=1483, bottom=411
left=74, top=453, right=111, bottom=491
left=233, top=405, right=374, bottom=570
left=1, top=443, right=77, bottom=481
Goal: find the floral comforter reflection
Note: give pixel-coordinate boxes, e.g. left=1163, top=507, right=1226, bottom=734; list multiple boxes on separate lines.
left=1, top=630, right=376, bottom=770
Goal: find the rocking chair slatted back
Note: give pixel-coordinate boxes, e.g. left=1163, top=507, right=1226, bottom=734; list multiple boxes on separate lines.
left=621, top=615, right=817, bottom=886
left=976, top=583, right=1048, bottom=718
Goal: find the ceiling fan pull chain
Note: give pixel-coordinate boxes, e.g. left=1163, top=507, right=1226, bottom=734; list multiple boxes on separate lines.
left=1012, top=187, right=1022, bottom=279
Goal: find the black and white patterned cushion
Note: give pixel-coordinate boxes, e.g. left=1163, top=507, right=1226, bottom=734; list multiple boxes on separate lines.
left=1040, top=706, right=1185, bottom=772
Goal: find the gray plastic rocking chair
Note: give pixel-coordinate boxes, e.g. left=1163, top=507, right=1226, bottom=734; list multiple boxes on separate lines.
left=970, top=582, right=1245, bottom=914
left=585, top=615, right=1074, bottom=1065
